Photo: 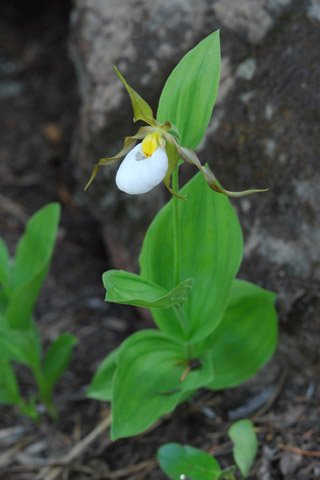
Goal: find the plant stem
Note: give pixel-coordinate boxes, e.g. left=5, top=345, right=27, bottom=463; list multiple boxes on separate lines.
left=172, top=166, right=181, bottom=286
left=19, top=399, right=40, bottom=423
left=33, top=365, right=58, bottom=420
left=218, top=467, right=237, bottom=480
left=172, top=166, right=192, bottom=347
left=174, top=305, right=190, bottom=339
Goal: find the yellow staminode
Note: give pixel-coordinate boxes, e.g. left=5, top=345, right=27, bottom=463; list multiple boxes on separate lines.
left=142, top=131, right=164, bottom=158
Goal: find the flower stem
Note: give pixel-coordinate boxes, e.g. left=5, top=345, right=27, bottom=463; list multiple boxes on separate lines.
left=174, top=305, right=190, bottom=339
left=172, top=165, right=192, bottom=344
left=172, top=166, right=181, bottom=286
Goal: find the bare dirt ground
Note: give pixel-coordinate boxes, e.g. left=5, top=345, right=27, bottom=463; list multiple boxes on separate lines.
left=0, top=1, right=319, bottom=479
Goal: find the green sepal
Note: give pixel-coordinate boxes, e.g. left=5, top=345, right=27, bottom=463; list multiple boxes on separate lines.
left=162, top=139, right=186, bottom=199
left=114, top=66, right=156, bottom=126
left=103, top=270, right=194, bottom=309
left=179, top=146, right=268, bottom=197
left=84, top=126, right=154, bottom=190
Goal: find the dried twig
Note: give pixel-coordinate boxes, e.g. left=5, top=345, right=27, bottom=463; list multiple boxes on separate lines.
left=36, top=413, right=112, bottom=480
left=0, top=434, right=38, bottom=468
left=278, top=444, right=320, bottom=458
left=102, top=459, right=157, bottom=479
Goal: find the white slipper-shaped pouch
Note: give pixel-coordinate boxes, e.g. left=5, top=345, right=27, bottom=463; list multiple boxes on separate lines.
left=116, top=143, right=168, bottom=194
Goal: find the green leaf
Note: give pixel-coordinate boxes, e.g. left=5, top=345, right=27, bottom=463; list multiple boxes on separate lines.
left=0, top=290, right=9, bottom=316
left=41, top=333, right=77, bottom=397
left=0, top=359, right=21, bottom=405
left=103, top=270, right=194, bottom=309
left=157, top=443, right=221, bottom=480
left=114, top=66, right=156, bottom=125
left=139, top=171, right=243, bottom=343
left=201, top=279, right=278, bottom=390
left=7, top=203, right=60, bottom=329
left=0, top=237, right=11, bottom=290
left=19, top=396, right=39, bottom=422
left=228, top=419, right=258, bottom=478
left=0, top=320, right=42, bottom=367
left=111, top=329, right=213, bottom=440
left=0, top=359, right=39, bottom=421
left=87, top=347, right=119, bottom=401
left=157, top=30, right=220, bottom=150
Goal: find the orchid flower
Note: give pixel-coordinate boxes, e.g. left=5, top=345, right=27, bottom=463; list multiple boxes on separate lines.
left=115, top=133, right=168, bottom=194
left=85, top=67, right=267, bottom=198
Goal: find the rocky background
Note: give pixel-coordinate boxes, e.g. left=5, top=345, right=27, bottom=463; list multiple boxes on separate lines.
left=70, top=0, right=320, bottom=353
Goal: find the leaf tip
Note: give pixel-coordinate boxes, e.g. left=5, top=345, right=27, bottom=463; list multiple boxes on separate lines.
left=84, top=164, right=100, bottom=191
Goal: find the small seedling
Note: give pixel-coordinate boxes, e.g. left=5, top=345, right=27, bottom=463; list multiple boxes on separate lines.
left=157, top=419, right=258, bottom=480
left=0, top=203, right=77, bottom=420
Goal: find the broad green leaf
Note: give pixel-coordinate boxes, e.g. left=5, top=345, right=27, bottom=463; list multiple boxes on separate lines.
left=157, top=443, right=221, bottom=480
left=157, top=30, right=220, bottom=150
left=87, top=347, right=119, bottom=401
left=228, top=419, right=258, bottom=477
left=0, top=387, right=13, bottom=404
left=0, top=290, right=9, bottom=316
left=7, top=203, right=60, bottom=329
left=139, top=171, right=243, bottom=343
left=0, top=237, right=10, bottom=289
left=0, top=359, right=21, bottom=405
left=42, top=333, right=77, bottom=396
left=200, top=279, right=278, bottom=390
left=115, top=66, right=155, bottom=125
left=111, top=329, right=213, bottom=440
left=103, top=270, right=194, bottom=308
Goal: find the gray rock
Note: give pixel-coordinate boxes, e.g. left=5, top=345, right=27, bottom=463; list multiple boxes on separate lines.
left=69, top=0, right=320, bottom=335
left=207, top=5, right=320, bottom=335
left=236, top=58, right=257, bottom=80
left=307, top=0, right=320, bottom=20
left=213, top=0, right=292, bottom=43
left=0, top=80, right=23, bottom=99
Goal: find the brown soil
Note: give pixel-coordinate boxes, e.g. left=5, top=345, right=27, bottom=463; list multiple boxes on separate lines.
left=0, top=2, right=319, bottom=479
